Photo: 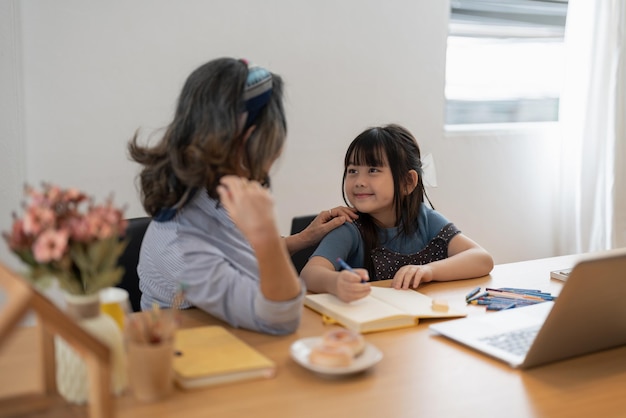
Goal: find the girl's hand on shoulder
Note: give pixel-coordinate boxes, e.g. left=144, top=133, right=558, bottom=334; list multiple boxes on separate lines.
left=335, top=268, right=370, bottom=303
left=217, top=175, right=277, bottom=241
left=300, top=206, right=358, bottom=247
left=391, top=265, right=434, bottom=290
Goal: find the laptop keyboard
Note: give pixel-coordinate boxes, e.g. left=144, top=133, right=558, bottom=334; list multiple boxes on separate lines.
left=479, top=326, right=541, bottom=356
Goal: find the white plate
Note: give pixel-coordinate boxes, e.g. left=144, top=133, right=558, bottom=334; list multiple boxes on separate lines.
left=290, top=337, right=383, bottom=376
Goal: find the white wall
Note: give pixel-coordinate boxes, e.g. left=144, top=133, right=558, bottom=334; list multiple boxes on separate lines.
left=0, top=0, right=563, bottom=271
left=0, top=1, right=25, bottom=272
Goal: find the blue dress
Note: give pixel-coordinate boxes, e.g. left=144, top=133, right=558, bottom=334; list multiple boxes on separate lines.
left=311, top=205, right=460, bottom=280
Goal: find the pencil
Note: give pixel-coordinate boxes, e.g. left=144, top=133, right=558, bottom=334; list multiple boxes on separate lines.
left=494, top=287, right=556, bottom=300
left=486, top=290, right=545, bottom=301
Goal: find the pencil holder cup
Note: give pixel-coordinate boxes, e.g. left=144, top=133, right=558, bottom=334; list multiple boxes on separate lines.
left=127, top=340, right=174, bottom=402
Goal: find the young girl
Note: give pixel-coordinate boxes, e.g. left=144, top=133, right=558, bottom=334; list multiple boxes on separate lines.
left=301, top=124, right=494, bottom=303
left=128, top=57, right=356, bottom=335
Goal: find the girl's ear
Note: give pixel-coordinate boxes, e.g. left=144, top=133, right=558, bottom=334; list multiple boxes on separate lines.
left=405, top=170, right=419, bottom=195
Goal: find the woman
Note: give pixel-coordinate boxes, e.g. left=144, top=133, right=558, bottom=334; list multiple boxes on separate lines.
left=128, top=58, right=356, bottom=334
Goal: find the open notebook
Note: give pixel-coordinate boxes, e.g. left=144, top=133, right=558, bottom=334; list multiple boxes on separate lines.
left=429, top=250, right=626, bottom=369
left=305, top=286, right=466, bottom=333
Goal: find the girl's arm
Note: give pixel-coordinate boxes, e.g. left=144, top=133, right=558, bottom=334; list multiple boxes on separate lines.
left=301, top=256, right=370, bottom=303
left=392, top=234, right=494, bottom=289
left=435, top=233, right=494, bottom=280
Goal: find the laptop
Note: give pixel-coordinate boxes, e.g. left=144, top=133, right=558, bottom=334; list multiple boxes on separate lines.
left=550, top=268, right=572, bottom=281
left=429, top=250, right=626, bottom=369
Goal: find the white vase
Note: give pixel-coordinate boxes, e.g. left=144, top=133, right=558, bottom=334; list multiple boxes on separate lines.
left=55, top=292, right=128, bottom=404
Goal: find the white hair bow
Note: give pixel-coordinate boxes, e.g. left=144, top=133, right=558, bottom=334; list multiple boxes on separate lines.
left=421, top=153, right=437, bottom=188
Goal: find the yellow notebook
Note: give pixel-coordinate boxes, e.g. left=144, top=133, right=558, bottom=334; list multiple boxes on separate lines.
left=173, top=326, right=276, bottom=389
left=304, top=286, right=467, bottom=334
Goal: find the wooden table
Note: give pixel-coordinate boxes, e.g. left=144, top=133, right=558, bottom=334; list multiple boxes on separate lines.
left=2, top=252, right=626, bottom=418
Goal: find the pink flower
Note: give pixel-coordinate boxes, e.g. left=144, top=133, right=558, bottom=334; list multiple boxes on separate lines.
left=63, top=188, right=87, bottom=204
left=45, top=185, right=62, bottom=205
left=25, top=185, right=46, bottom=206
left=33, top=229, right=69, bottom=263
left=66, top=216, right=92, bottom=242
left=4, top=218, right=30, bottom=250
left=22, top=206, right=56, bottom=236
left=85, top=204, right=124, bottom=240
left=3, top=183, right=128, bottom=295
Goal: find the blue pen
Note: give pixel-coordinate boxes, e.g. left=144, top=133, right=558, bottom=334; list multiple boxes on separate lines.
left=337, top=258, right=366, bottom=283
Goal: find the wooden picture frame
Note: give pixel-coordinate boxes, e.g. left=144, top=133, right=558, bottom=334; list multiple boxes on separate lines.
left=0, top=262, right=114, bottom=418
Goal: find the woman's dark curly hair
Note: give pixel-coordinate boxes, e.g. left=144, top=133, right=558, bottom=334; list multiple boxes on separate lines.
left=128, top=57, right=286, bottom=216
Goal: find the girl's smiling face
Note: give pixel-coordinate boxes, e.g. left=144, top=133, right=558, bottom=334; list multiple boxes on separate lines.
left=345, top=154, right=397, bottom=228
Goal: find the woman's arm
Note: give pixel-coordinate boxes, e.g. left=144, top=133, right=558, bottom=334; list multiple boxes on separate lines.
left=284, top=207, right=358, bottom=255
left=217, top=176, right=300, bottom=301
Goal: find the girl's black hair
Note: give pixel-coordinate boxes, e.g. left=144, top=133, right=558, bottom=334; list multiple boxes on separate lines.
left=341, top=124, right=432, bottom=276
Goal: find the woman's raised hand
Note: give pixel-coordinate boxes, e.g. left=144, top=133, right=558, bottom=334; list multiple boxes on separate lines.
left=217, top=175, right=279, bottom=242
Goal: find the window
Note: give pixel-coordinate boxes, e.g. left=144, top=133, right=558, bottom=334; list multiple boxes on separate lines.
left=445, top=0, right=569, bottom=125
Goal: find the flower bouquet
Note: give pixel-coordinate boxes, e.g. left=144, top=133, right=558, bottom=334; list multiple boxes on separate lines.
left=3, top=183, right=128, bottom=295
left=3, top=183, right=130, bottom=404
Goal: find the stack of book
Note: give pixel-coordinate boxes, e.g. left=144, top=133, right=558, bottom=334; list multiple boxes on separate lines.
left=465, top=287, right=556, bottom=311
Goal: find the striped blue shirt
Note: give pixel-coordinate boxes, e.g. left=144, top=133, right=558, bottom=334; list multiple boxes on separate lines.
left=138, top=189, right=304, bottom=335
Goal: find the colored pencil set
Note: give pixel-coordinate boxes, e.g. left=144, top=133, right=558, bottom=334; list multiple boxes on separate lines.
left=464, top=286, right=556, bottom=311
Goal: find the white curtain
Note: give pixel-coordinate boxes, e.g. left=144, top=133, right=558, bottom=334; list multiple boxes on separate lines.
left=558, top=0, right=626, bottom=254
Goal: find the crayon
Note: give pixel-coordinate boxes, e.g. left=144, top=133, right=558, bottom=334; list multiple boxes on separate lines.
left=465, top=286, right=482, bottom=301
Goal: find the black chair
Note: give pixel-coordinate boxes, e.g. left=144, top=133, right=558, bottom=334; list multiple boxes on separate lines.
left=289, top=215, right=317, bottom=274
left=116, top=216, right=151, bottom=312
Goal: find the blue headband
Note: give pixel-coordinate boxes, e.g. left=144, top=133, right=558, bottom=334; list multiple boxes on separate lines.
left=242, top=63, right=273, bottom=130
